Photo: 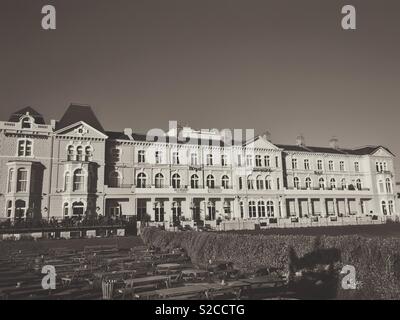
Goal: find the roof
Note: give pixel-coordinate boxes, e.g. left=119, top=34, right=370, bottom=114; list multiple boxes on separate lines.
left=8, top=106, right=45, bottom=124
left=56, top=104, right=105, bottom=133
left=276, top=144, right=394, bottom=156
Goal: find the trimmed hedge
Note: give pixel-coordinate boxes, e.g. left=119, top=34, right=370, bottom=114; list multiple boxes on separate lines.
left=142, top=227, right=400, bottom=299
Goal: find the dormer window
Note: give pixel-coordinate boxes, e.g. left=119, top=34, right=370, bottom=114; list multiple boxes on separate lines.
left=21, top=117, right=33, bottom=129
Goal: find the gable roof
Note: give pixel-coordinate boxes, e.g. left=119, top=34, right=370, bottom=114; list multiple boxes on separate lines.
left=8, top=106, right=45, bottom=124
left=276, top=144, right=394, bottom=156
left=56, top=104, right=105, bottom=133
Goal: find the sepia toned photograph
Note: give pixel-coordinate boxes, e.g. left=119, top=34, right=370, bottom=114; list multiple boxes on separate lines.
left=0, top=0, right=400, bottom=306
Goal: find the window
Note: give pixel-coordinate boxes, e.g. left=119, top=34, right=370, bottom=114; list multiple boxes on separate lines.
left=328, top=160, right=334, bottom=171
left=17, top=140, right=32, bottom=157
left=305, top=177, right=312, bottom=189
left=356, top=179, right=362, bottom=190
left=238, top=177, right=243, bottom=190
left=381, top=201, right=387, bottom=215
left=67, top=145, right=74, bottom=161
left=258, top=201, right=266, bottom=218
left=72, top=201, right=85, bottom=216
left=330, top=178, right=336, bottom=189
left=63, top=203, right=69, bottom=217
left=276, top=178, right=280, bottom=190
left=354, top=162, right=360, bottom=172
left=246, top=155, right=253, bottom=167
left=386, top=178, right=392, bottom=193
left=221, top=175, right=230, bottom=189
left=339, top=161, right=345, bottom=171
left=237, top=154, right=243, bottom=167
left=275, top=156, right=279, bottom=168
left=319, top=178, right=325, bottom=189
left=255, top=155, right=262, bottom=167
left=341, top=178, right=346, bottom=190
left=266, top=201, right=274, bottom=217
left=190, top=153, right=198, bottom=166
left=264, top=155, right=270, bottom=167
left=265, top=177, right=272, bottom=190
left=191, top=174, right=199, bottom=189
left=389, top=200, right=394, bottom=215
left=76, top=146, right=83, bottom=161
left=248, top=201, right=257, bottom=218
left=378, top=180, right=384, bottom=193
left=206, top=154, right=213, bottom=166
left=85, top=146, right=93, bottom=161
left=17, top=168, right=28, bottom=192
left=304, top=159, right=310, bottom=170
left=111, top=148, right=121, bottom=162
left=247, top=176, right=255, bottom=190
left=292, top=158, right=297, bottom=170
left=6, top=201, right=12, bottom=218
left=172, top=173, right=181, bottom=189
left=155, top=173, right=164, bottom=188
left=172, top=152, right=180, bottom=165
left=155, top=151, right=162, bottom=164
left=64, top=172, right=70, bottom=191
left=7, top=168, right=14, bottom=193
left=15, top=199, right=26, bottom=219
left=256, top=176, right=264, bottom=190
left=21, top=117, right=32, bottom=129
left=240, top=201, right=244, bottom=218
left=154, top=202, right=164, bottom=222
left=109, top=171, right=121, bottom=188
left=317, top=160, right=323, bottom=170
left=293, top=177, right=300, bottom=189
left=73, top=169, right=85, bottom=191
left=137, top=173, right=147, bottom=188
left=221, top=155, right=228, bottom=166
left=206, top=174, right=215, bottom=189
left=138, top=150, right=145, bottom=163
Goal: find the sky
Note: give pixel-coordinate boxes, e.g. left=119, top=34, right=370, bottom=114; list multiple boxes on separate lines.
left=0, top=0, right=399, bottom=168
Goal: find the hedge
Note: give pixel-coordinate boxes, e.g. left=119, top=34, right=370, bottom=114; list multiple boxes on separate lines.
left=141, top=227, right=400, bottom=299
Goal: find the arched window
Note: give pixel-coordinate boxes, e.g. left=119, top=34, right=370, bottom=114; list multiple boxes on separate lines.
left=191, top=174, right=199, bottom=189
left=85, top=146, right=93, bottom=161
left=266, top=201, right=274, bottom=217
left=72, top=201, right=85, bottom=216
left=17, top=168, right=28, bottom=192
left=155, top=173, right=164, bottom=188
left=76, top=146, right=83, bottom=161
left=356, top=179, right=362, bottom=190
left=319, top=178, right=325, bottom=190
left=15, top=199, right=26, bottom=219
left=381, top=200, right=387, bottom=215
left=247, top=176, right=254, bottom=190
left=239, top=177, right=243, bottom=190
left=305, top=177, right=312, bottom=189
left=258, top=201, right=266, bottom=218
left=21, top=117, right=32, bottom=129
left=73, top=169, right=85, bottom=191
left=7, top=168, right=14, bottom=193
left=206, top=174, right=215, bottom=189
left=67, top=145, right=74, bottom=161
left=172, top=202, right=182, bottom=222
left=293, top=177, right=300, bottom=189
left=248, top=201, right=257, bottom=218
left=172, top=173, right=181, bottom=189
left=63, top=203, right=69, bottom=217
left=265, top=176, right=272, bottom=190
left=64, top=172, right=70, bottom=191
left=389, top=200, right=394, bottom=215
left=256, top=176, right=264, bottom=190
left=221, top=175, right=230, bottom=189
left=6, top=200, right=12, bottom=218
left=109, top=171, right=121, bottom=188
left=137, top=173, right=147, bottom=188
left=340, top=178, right=346, bottom=190
left=330, top=178, right=336, bottom=189
left=386, top=178, right=392, bottom=193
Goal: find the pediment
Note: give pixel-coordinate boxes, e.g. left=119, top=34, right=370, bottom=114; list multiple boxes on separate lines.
left=55, top=121, right=108, bottom=139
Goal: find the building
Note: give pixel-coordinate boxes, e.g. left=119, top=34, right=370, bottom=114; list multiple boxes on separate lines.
left=0, top=104, right=397, bottom=228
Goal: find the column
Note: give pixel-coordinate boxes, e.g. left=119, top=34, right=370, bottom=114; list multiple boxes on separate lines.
left=164, top=198, right=172, bottom=224
left=344, top=198, right=349, bottom=216
left=320, top=198, right=327, bottom=217
left=215, top=198, right=224, bottom=220
left=233, top=197, right=240, bottom=220
left=184, top=197, right=192, bottom=220
left=308, top=199, right=312, bottom=216
left=244, top=197, right=249, bottom=220
left=294, top=198, right=300, bottom=218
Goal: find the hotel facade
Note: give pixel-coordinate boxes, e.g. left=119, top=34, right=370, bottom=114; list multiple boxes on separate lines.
left=0, top=105, right=397, bottom=228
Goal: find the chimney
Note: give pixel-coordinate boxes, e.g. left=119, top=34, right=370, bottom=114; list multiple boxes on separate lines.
left=261, top=131, right=271, bottom=142
left=124, top=128, right=133, bottom=140
left=329, top=136, right=339, bottom=149
left=296, top=134, right=305, bottom=147
left=50, top=119, right=57, bottom=130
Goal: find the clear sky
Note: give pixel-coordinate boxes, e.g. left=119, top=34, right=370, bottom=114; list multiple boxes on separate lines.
left=1, top=0, right=399, bottom=171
